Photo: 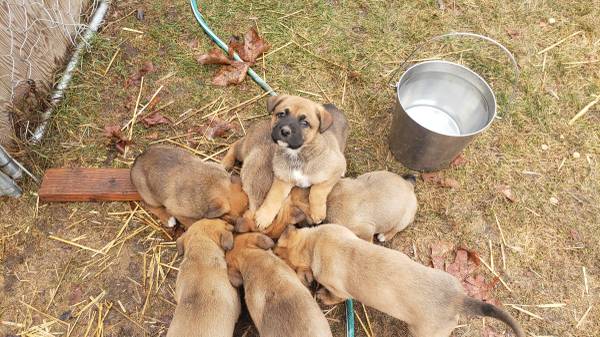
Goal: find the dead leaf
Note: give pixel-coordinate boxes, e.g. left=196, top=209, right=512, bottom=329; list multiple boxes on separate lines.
left=450, top=154, right=467, bottom=167
left=125, top=60, right=155, bottom=88
left=463, top=274, right=500, bottom=304
left=191, top=118, right=236, bottom=139
left=446, top=249, right=478, bottom=281
left=228, top=27, right=270, bottom=64
left=141, top=112, right=172, bottom=127
left=506, top=28, right=520, bottom=39
left=496, top=184, right=517, bottom=202
left=103, top=124, right=132, bottom=154
left=430, top=241, right=454, bottom=270
left=145, top=131, right=160, bottom=140
left=212, top=61, right=250, bottom=86
left=145, top=95, right=161, bottom=112
left=197, top=48, right=233, bottom=65
left=421, top=172, right=460, bottom=189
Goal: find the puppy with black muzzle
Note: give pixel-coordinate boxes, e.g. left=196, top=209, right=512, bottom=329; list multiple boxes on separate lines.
left=225, top=233, right=333, bottom=337
left=166, top=219, right=240, bottom=337
left=222, top=100, right=348, bottom=236
left=274, top=225, right=525, bottom=337
left=253, top=95, right=348, bottom=229
left=131, top=145, right=248, bottom=228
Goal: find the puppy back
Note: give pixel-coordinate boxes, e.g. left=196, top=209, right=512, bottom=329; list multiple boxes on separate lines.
left=323, top=104, right=349, bottom=152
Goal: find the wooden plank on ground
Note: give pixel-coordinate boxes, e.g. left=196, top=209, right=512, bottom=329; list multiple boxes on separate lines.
left=39, top=168, right=141, bottom=202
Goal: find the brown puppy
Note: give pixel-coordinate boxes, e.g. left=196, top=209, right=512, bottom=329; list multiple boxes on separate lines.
left=274, top=225, right=525, bottom=337
left=225, top=233, right=333, bottom=337
left=167, top=219, right=240, bottom=337
left=222, top=101, right=348, bottom=235
left=236, top=171, right=417, bottom=241
left=131, top=145, right=248, bottom=228
left=253, top=95, right=347, bottom=229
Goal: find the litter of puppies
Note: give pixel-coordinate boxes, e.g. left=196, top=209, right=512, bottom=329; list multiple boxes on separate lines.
left=127, top=95, right=526, bottom=337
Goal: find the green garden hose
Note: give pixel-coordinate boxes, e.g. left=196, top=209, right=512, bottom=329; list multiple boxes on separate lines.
left=188, top=1, right=355, bottom=336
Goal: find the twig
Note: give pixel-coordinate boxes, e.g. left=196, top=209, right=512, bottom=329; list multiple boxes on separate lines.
left=362, top=303, right=375, bottom=337
left=122, top=27, right=144, bottom=34
left=278, top=9, right=304, bottom=20
left=257, top=41, right=293, bottom=61
left=122, top=83, right=164, bottom=130
left=568, top=95, right=599, bottom=125
left=493, top=212, right=508, bottom=246
left=477, top=256, right=512, bottom=292
left=341, top=73, right=348, bottom=106
left=45, top=257, right=73, bottom=311
left=489, top=240, right=494, bottom=272
left=114, top=308, right=150, bottom=333
left=354, top=310, right=373, bottom=337
left=173, top=97, right=221, bottom=126
left=576, top=306, right=593, bottom=328
left=583, top=267, right=589, bottom=295
left=49, top=235, right=105, bottom=255
left=501, top=242, right=506, bottom=271
left=292, top=40, right=346, bottom=70
left=310, top=73, right=332, bottom=103
left=19, top=300, right=69, bottom=326
left=124, top=77, right=145, bottom=158
left=537, top=31, right=583, bottom=55
left=296, top=89, right=322, bottom=98
left=507, top=304, right=543, bottom=320
left=103, top=48, right=120, bottom=76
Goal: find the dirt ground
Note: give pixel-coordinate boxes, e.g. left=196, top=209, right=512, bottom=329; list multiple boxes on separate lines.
left=1, top=0, right=599, bottom=336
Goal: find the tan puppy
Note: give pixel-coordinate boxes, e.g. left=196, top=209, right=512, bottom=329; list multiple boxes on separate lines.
left=167, top=219, right=240, bottom=337
left=131, top=145, right=248, bottom=228
left=274, top=225, right=525, bottom=337
left=222, top=101, right=348, bottom=235
left=253, top=95, right=347, bottom=229
left=236, top=171, right=417, bottom=241
left=225, top=233, right=333, bottom=337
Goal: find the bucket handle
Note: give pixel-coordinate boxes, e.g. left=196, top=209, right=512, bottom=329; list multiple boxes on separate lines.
left=392, top=32, right=519, bottom=107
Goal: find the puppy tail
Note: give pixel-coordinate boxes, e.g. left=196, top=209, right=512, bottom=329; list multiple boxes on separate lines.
left=401, top=174, right=417, bottom=186
left=462, top=297, right=525, bottom=337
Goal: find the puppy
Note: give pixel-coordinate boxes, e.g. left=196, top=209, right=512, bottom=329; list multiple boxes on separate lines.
left=237, top=171, right=417, bottom=241
left=131, top=145, right=248, bottom=228
left=167, top=219, right=240, bottom=337
left=222, top=101, right=348, bottom=234
left=274, top=225, right=525, bottom=337
left=225, top=233, right=333, bottom=337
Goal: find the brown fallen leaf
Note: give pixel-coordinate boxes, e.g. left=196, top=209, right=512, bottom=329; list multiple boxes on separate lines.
left=228, top=27, right=270, bottom=64
left=450, top=154, right=467, bottom=167
left=103, top=124, right=132, bottom=154
left=506, top=28, right=520, bottom=39
left=192, top=117, right=237, bottom=140
left=430, top=241, right=454, bottom=270
left=197, top=48, right=233, bottom=65
left=212, top=61, right=250, bottom=86
left=125, top=60, right=155, bottom=88
left=496, top=184, right=517, bottom=202
left=421, top=172, right=460, bottom=188
left=145, top=95, right=161, bottom=112
left=141, top=112, right=172, bottom=127
left=446, top=249, right=478, bottom=281
left=463, top=274, right=500, bottom=305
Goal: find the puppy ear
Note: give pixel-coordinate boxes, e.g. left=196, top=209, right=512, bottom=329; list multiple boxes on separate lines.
left=267, top=95, right=286, bottom=113
left=220, top=231, right=234, bottom=251
left=228, top=268, right=243, bottom=287
left=318, top=106, right=333, bottom=133
left=176, top=235, right=185, bottom=256
left=255, top=234, right=275, bottom=250
left=206, top=198, right=230, bottom=218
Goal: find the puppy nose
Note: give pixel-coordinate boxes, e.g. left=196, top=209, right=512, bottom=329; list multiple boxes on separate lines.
left=280, top=126, right=291, bottom=137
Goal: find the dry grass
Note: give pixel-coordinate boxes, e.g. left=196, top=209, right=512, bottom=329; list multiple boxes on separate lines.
left=2, top=0, right=600, bottom=336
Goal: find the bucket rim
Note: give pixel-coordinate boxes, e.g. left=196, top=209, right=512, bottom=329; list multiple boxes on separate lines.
left=396, top=60, right=497, bottom=138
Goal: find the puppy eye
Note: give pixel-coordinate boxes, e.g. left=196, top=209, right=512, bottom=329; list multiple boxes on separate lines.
left=276, top=111, right=286, bottom=118
left=300, top=120, right=310, bottom=128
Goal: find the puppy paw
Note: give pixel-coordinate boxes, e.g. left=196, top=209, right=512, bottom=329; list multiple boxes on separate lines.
left=254, top=209, right=275, bottom=230
left=316, top=288, right=345, bottom=306
left=376, top=233, right=386, bottom=242
left=309, top=205, right=327, bottom=224
left=166, top=216, right=177, bottom=228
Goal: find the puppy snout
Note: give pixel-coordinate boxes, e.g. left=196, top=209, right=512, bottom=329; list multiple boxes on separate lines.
left=280, top=125, right=292, bottom=138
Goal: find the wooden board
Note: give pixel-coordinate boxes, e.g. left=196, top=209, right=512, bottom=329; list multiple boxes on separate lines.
left=39, top=168, right=141, bottom=202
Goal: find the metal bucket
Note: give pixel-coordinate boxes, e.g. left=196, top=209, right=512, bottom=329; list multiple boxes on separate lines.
left=0, top=171, right=22, bottom=198
left=0, top=145, right=23, bottom=180
left=389, top=33, right=518, bottom=171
